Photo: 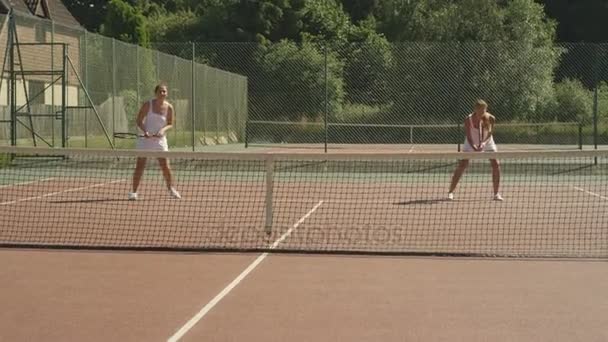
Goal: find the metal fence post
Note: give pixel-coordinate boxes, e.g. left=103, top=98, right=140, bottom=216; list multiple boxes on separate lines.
left=9, top=13, right=15, bottom=146
left=83, top=29, right=88, bottom=147
left=136, top=45, right=140, bottom=114
left=61, top=44, right=67, bottom=147
left=324, top=43, right=328, bottom=153
left=51, top=21, right=55, bottom=146
left=191, top=42, right=195, bottom=151
left=593, top=86, right=599, bottom=165
left=112, top=38, right=116, bottom=147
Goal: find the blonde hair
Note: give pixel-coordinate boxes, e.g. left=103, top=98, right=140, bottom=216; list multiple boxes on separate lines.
left=474, top=99, right=488, bottom=108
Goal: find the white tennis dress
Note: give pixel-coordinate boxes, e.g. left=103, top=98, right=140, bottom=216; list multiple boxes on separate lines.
left=136, top=99, right=169, bottom=151
left=463, top=114, right=497, bottom=152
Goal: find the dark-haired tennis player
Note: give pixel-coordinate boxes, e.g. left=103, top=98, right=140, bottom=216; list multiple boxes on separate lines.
left=128, top=83, right=181, bottom=200
left=448, top=99, right=503, bottom=201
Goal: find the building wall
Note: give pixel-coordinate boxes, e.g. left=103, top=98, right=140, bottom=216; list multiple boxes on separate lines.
left=0, top=20, right=81, bottom=106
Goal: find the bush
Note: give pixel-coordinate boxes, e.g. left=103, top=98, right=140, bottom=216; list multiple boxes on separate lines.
left=342, top=34, right=393, bottom=107
left=254, top=40, right=344, bottom=121
left=543, top=79, right=592, bottom=123
left=118, top=89, right=139, bottom=123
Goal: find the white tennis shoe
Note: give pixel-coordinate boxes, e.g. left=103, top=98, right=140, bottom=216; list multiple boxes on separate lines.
left=128, top=192, right=138, bottom=201
left=493, top=193, right=504, bottom=201
left=447, top=192, right=454, bottom=200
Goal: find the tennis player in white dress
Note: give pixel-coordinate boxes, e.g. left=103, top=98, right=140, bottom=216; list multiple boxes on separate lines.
left=448, top=99, right=503, bottom=201
left=128, top=83, right=181, bottom=200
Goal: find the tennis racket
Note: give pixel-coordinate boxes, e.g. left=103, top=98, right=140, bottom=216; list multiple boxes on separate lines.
left=113, top=132, right=144, bottom=139
left=114, top=132, right=164, bottom=139
left=478, top=117, right=484, bottom=151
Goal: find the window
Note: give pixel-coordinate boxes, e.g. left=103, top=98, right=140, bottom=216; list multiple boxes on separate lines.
left=28, top=81, right=45, bottom=105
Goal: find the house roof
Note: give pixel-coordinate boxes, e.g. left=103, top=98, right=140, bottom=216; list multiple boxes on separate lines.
left=0, top=0, right=80, bottom=27
left=45, top=0, right=80, bottom=27
left=3, top=0, right=30, bottom=14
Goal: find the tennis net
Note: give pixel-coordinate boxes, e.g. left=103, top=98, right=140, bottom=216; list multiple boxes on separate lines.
left=1, top=146, right=607, bottom=258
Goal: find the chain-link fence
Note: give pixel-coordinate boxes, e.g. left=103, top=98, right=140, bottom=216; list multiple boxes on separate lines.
left=0, top=11, right=248, bottom=150
left=1, top=9, right=607, bottom=152
left=154, top=41, right=608, bottom=151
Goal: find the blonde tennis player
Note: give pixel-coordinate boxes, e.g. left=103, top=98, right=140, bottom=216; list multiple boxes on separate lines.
left=128, top=83, right=181, bottom=200
left=448, top=99, right=502, bottom=201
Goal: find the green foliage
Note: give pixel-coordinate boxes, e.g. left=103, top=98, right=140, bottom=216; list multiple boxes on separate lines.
left=137, top=48, right=160, bottom=96
left=375, top=0, right=556, bottom=43
left=503, top=0, right=556, bottom=44
left=380, top=0, right=559, bottom=123
left=299, top=0, right=352, bottom=47
left=81, top=34, right=113, bottom=104
left=145, top=9, right=199, bottom=42
left=118, top=89, right=140, bottom=124
left=544, top=79, right=592, bottom=123
left=163, top=0, right=305, bottom=43
left=102, top=0, right=150, bottom=47
left=335, top=103, right=389, bottom=123
left=298, top=2, right=394, bottom=114
left=342, top=31, right=393, bottom=108
left=255, top=41, right=344, bottom=121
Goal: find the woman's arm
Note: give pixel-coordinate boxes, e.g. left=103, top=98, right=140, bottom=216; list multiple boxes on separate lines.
left=481, top=114, right=495, bottom=145
left=464, top=116, right=479, bottom=150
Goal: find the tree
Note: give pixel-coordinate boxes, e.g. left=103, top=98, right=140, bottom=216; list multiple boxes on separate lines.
left=381, top=0, right=560, bottom=123
left=254, top=40, right=344, bottom=121
left=341, top=18, right=393, bottom=109
left=101, top=0, right=150, bottom=47
left=297, top=0, right=394, bottom=118
left=299, top=0, right=352, bottom=47
left=544, top=79, right=593, bottom=123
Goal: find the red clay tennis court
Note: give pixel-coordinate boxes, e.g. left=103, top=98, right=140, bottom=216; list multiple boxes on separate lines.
left=1, top=146, right=608, bottom=341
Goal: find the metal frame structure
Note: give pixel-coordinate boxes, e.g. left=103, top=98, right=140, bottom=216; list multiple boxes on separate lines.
left=0, top=10, right=114, bottom=149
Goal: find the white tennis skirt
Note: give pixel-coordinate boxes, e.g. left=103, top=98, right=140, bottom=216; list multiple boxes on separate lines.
left=463, top=138, right=497, bottom=152
left=136, top=136, right=168, bottom=151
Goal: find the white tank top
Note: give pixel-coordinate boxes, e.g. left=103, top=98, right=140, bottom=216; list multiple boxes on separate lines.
left=467, top=114, right=495, bottom=146
left=468, top=115, right=482, bottom=146
left=142, top=99, right=167, bottom=135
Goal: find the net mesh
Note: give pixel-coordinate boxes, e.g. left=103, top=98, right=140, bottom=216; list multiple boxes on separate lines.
left=1, top=146, right=607, bottom=257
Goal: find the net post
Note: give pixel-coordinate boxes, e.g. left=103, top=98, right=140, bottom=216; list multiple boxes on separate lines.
left=264, top=156, right=274, bottom=234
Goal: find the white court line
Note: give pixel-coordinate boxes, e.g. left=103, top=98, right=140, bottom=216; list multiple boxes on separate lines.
left=167, top=200, right=324, bottom=342
left=572, top=186, right=608, bottom=201
left=0, top=177, right=54, bottom=189
left=0, top=179, right=126, bottom=205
